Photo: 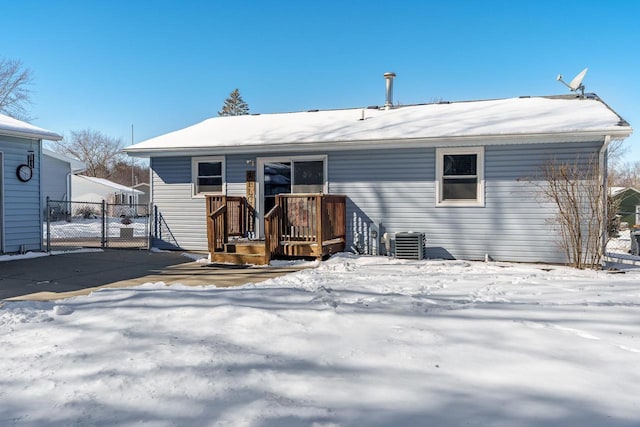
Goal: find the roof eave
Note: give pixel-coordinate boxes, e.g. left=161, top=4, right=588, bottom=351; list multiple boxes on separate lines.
left=124, top=128, right=633, bottom=158
left=0, top=128, right=63, bottom=141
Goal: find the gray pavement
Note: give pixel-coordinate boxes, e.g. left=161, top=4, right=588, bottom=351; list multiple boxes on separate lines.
left=0, top=249, right=308, bottom=301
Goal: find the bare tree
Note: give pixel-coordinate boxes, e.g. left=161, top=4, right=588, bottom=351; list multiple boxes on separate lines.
left=0, top=57, right=34, bottom=120
left=539, top=155, right=607, bottom=269
left=609, top=160, right=640, bottom=189
left=109, top=160, right=150, bottom=187
left=54, top=129, right=124, bottom=178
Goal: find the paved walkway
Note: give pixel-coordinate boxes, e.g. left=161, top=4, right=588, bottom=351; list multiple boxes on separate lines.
left=0, top=250, right=309, bottom=301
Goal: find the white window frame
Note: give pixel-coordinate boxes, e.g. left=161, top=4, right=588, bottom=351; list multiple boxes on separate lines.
left=636, top=205, right=640, bottom=225
left=256, top=154, right=328, bottom=236
left=191, top=156, right=226, bottom=198
left=435, top=146, right=485, bottom=207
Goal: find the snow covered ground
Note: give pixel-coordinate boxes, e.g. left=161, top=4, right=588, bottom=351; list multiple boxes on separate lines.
left=1, top=254, right=639, bottom=426
left=44, top=217, right=148, bottom=239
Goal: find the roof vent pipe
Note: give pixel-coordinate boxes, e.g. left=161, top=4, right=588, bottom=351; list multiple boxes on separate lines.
left=384, top=72, right=396, bottom=110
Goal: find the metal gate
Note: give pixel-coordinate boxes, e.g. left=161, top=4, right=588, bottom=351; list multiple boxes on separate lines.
left=605, top=210, right=640, bottom=265
left=45, top=198, right=149, bottom=251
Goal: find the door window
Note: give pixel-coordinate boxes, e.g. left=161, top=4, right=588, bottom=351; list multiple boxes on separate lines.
left=264, top=162, right=291, bottom=214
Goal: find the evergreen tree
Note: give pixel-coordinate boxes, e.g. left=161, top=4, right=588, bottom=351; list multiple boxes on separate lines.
left=218, top=88, right=249, bottom=116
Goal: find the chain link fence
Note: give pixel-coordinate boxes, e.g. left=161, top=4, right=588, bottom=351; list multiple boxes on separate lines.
left=605, top=211, right=640, bottom=263
left=45, top=199, right=149, bottom=251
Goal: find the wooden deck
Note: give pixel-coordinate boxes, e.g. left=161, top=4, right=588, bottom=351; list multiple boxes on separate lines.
left=206, top=194, right=346, bottom=265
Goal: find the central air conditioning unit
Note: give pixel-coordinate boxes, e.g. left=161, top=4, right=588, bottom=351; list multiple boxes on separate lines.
left=395, top=232, right=425, bottom=260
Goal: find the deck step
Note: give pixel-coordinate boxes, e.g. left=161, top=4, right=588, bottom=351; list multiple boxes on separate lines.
left=211, top=252, right=267, bottom=265
left=224, top=241, right=266, bottom=255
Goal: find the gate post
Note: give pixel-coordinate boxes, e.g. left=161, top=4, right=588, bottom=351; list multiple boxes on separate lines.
left=46, top=196, right=51, bottom=252
left=154, top=205, right=159, bottom=240
left=101, top=200, right=107, bottom=248
left=147, top=203, right=152, bottom=250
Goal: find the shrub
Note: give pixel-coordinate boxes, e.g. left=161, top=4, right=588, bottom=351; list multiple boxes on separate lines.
left=75, top=205, right=98, bottom=219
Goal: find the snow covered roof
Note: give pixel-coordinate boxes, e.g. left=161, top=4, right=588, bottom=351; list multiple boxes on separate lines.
left=125, top=95, right=632, bottom=156
left=0, top=113, right=62, bottom=141
left=42, top=149, right=86, bottom=173
left=75, top=175, right=144, bottom=194
left=610, top=186, right=640, bottom=197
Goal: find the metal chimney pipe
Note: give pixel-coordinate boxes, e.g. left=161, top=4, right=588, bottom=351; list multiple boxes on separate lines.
left=384, top=72, right=396, bottom=110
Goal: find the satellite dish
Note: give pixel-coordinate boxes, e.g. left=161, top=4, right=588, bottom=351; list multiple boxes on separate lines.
left=556, top=67, right=588, bottom=96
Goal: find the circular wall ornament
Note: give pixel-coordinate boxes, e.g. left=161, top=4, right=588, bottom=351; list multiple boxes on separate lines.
left=16, top=164, right=33, bottom=182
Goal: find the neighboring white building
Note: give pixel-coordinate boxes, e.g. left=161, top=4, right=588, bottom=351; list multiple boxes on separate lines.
left=133, top=182, right=150, bottom=215
left=42, top=148, right=86, bottom=204
left=72, top=175, right=143, bottom=216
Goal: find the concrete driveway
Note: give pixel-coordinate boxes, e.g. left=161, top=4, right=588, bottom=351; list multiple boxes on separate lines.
left=0, top=250, right=309, bottom=301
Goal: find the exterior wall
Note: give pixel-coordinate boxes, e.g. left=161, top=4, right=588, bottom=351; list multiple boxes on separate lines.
left=42, top=153, right=70, bottom=203
left=0, top=135, right=43, bottom=253
left=331, top=142, right=601, bottom=263
left=149, top=140, right=603, bottom=263
left=151, top=157, right=209, bottom=249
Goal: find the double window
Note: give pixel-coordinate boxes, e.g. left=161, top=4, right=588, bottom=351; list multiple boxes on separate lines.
left=192, top=156, right=225, bottom=196
left=436, top=147, right=484, bottom=206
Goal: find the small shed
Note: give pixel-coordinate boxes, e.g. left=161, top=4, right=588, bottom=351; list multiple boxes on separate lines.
left=611, top=187, right=640, bottom=227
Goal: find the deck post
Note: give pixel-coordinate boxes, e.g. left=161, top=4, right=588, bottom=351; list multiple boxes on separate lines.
left=206, top=197, right=213, bottom=254
left=315, top=195, right=323, bottom=259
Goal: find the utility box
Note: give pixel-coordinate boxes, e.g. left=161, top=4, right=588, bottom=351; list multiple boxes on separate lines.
left=395, top=232, right=425, bottom=260
left=631, top=230, right=640, bottom=256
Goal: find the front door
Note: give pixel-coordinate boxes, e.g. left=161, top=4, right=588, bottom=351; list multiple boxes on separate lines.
left=256, top=156, right=327, bottom=237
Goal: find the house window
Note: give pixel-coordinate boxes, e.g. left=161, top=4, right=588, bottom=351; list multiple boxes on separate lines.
left=192, top=157, right=225, bottom=196
left=436, top=147, right=484, bottom=206
left=292, top=160, right=324, bottom=193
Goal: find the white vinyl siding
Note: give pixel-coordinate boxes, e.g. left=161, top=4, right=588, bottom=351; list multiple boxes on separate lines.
left=0, top=135, right=43, bottom=253
left=329, top=141, right=602, bottom=263
left=149, top=140, right=604, bottom=263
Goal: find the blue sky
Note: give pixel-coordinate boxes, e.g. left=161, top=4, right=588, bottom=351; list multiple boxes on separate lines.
left=2, top=0, right=639, bottom=159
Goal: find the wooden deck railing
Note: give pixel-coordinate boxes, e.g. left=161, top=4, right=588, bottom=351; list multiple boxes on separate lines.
left=278, top=194, right=320, bottom=242
left=208, top=204, right=227, bottom=253
left=207, top=195, right=256, bottom=253
left=264, top=205, right=282, bottom=264
left=320, top=194, right=347, bottom=243
left=207, top=194, right=346, bottom=260
left=277, top=193, right=346, bottom=245
left=226, top=196, right=256, bottom=237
